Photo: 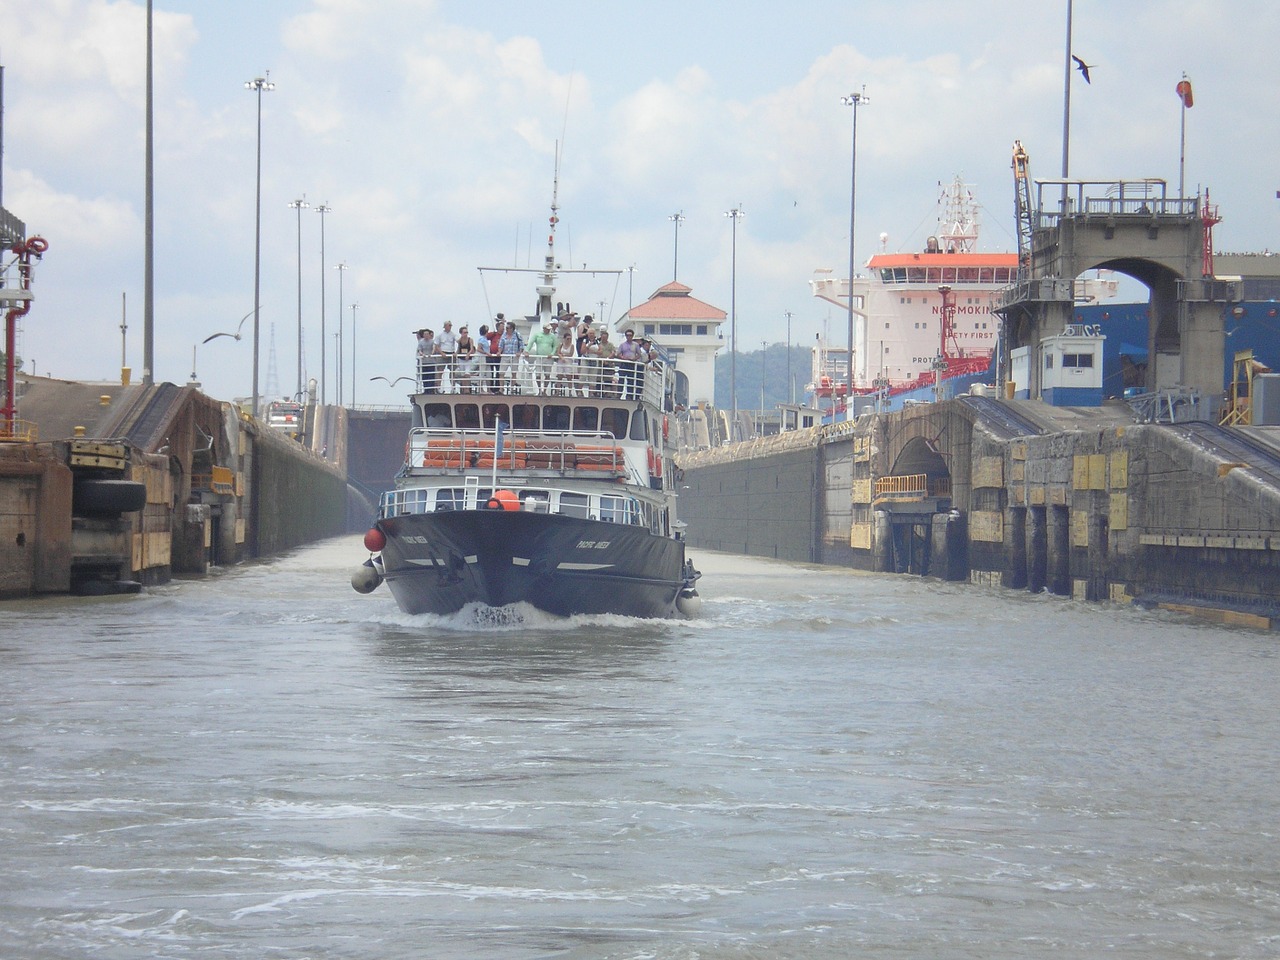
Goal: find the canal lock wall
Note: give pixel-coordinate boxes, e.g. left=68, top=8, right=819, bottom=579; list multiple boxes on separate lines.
left=677, top=402, right=1280, bottom=628
left=2, top=386, right=349, bottom=599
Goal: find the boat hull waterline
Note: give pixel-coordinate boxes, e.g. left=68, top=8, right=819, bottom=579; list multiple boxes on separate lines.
left=376, top=509, right=690, bottom=619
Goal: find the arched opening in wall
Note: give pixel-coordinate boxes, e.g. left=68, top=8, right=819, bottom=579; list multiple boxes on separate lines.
left=1075, top=257, right=1182, bottom=398
left=878, top=435, right=952, bottom=578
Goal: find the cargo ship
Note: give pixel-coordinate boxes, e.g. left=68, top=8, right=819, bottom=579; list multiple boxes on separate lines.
left=808, top=177, right=1117, bottom=412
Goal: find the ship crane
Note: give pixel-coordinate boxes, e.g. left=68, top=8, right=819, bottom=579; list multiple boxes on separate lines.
left=1012, top=140, right=1034, bottom=279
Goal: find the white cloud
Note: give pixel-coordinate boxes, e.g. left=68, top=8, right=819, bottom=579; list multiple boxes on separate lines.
left=3, top=0, right=1279, bottom=406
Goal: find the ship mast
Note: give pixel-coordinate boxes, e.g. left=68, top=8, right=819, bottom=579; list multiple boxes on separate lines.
left=938, top=176, right=979, bottom=254
left=535, top=144, right=562, bottom=328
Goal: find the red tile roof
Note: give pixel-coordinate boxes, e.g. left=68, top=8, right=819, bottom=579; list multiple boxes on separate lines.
left=623, top=281, right=727, bottom=321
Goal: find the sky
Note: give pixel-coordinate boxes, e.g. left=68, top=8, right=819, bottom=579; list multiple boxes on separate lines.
left=3, top=0, right=1279, bottom=408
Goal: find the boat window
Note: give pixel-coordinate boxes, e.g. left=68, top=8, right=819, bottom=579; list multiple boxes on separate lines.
left=382, top=489, right=429, bottom=518
left=455, top=404, right=480, bottom=429
left=630, top=411, right=648, bottom=441
left=544, top=405, right=570, bottom=431
left=559, top=492, right=590, bottom=519
left=512, top=403, right=540, bottom=430
left=519, top=490, right=551, bottom=513
left=436, top=488, right=465, bottom=511
left=572, top=407, right=599, bottom=432
left=598, top=494, right=630, bottom=524
left=481, top=403, right=509, bottom=429
left=600, top=407, right=628, bottom=438
left=423, top=403, right=452, bottom=428
left=1062, top=352, right=1093, bottom=368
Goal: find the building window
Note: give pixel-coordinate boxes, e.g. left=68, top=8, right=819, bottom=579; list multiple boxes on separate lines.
left=1062, top=353, right=1094, bottom=368
left=697, top=325, right=707, bottom=335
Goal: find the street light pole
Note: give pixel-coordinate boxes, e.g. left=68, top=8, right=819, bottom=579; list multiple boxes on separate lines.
left=143, top=0, right=154, bottom=386
left=314, top=203, right=331, bottom=406
left=334, top=262, right=347, bottom=406
left=760, top=340, right=767, bottom=437
left=350, top=302, right=359, bottom=407
left=841, top=88, right=869, bottom=422
left=668, top=211, right=685, bottom=281
left=288, top=196, right=308, bottom=399
left=725, top=206, right=744, bottom=439
left=245, top=72, right=274, bottom=417
left=784, top=311, right=793, bottom=404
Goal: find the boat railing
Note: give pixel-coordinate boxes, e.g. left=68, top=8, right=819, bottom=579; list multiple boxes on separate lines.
left=408, top=427, right=628, bottom=476
left=415, top=354, right=667, bottom=407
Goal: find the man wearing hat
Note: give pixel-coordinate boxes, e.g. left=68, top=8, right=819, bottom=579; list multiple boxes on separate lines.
left=524, top=320, right=559, bottom=394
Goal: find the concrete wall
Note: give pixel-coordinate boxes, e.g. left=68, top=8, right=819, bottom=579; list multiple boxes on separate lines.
left=678, top=402, right=1280, bottom=626
left=0, top=443, right=71, bottom=597
left=251, top=423, right=348, bottom=556
left=678, top=432, right=823, bottom=562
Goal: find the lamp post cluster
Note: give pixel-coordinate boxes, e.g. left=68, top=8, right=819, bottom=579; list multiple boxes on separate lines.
left=234, top=74, right=357, bottom=416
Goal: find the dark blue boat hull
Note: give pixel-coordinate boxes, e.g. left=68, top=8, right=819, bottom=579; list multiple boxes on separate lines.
left=377, top=510, right=688, bottom=618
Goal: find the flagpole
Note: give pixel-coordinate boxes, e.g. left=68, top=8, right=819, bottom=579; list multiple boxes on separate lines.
left=491, top=418, right=503, bottom=490
left=1178, top=73, right=1189, bottom=198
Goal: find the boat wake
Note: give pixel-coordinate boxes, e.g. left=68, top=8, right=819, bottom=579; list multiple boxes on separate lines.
left=374, top=601, right=670, bottom=633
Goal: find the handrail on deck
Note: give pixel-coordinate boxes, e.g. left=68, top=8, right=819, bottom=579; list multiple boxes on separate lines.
left=0, top=419, right=38, bottom=442
left=413, top=354, right=667, bottom=407
left=408, top=427, right=627, bottom=474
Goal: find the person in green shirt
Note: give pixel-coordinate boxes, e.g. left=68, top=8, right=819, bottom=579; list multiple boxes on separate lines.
left=524, top=322, right=560, bottom=394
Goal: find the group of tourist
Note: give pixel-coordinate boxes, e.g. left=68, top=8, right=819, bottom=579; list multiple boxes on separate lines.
left=415, top=310, right=657, bottom=398
left=415, top=314, right=525, bottom=394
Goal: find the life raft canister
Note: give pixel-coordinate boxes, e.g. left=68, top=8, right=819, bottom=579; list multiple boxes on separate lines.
left=486, top=489, right=521, bottom=511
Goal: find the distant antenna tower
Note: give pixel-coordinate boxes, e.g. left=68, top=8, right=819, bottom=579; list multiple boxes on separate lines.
left=264, top=321, right=280, bottom=401
left=937, top=176, right=980, bottom=253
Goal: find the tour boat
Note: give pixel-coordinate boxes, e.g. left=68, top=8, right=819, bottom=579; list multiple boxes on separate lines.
left=351, top=181, right=701, bottom=620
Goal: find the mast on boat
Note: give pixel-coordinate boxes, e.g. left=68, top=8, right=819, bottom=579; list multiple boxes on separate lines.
left=535, top=144, right=562, bottom=329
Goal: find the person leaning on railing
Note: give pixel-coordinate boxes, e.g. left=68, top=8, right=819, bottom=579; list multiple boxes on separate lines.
left=597, top=329, right=618, bottom=397
left=436, top=320, right=459, bottom=391
left=524, top=322, right=559, bottom=395
left=617, top=328, right=641, bottom=400
left=416, top=327, right=439, bottom=393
